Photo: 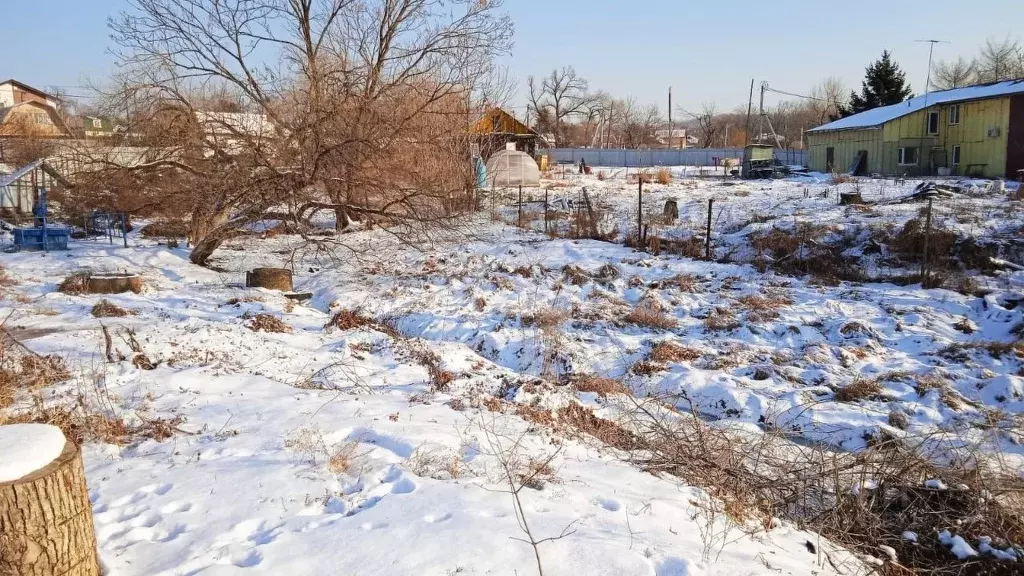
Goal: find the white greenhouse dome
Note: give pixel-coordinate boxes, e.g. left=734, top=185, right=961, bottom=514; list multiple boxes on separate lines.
left=485, top=150, right=540, bottom=188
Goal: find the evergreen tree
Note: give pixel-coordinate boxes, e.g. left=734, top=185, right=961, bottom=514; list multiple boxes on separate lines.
left=843, top=51, right=914, bottom=116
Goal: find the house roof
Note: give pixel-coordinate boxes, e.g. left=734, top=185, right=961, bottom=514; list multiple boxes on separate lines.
left=0, top=79, right=56, bottom=101
left=0, top=101, right=74, bottom=137
left=808, top=79, right=1024, bottom=133
left=470, top=108, right=537, bottom=137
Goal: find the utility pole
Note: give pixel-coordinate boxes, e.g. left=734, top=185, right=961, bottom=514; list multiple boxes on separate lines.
left=668, top=86, right=673, bottom=150
left=915, top=39, right=949, bottom=176
left=745, top=79, right=754, bottom=146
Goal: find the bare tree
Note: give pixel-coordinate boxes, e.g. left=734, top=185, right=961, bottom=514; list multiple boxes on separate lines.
left=527, top=67, right=595, bottom=147
left=976, top=37, right=1024, bottom=83
left=932, top=57, right=978, bottom=90
left=808, top=77, right=848, bottom=124
left=77, top=0, right=511, bottom=265
left=681, top=103, right=722, bottom=149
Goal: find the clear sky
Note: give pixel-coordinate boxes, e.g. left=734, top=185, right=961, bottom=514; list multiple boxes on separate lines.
left=2, top=0, right=1020, bottom=115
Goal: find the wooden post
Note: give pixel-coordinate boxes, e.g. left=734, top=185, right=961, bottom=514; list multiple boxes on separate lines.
left=544, top=188, right=549, bottom=234
left=637, top=178, right=643, bottom=245
left=518, top=185, right=522, bottom=228
left=705, top=198, right=714, bottom=260
left=0, top=430, right=100, bottom=576
left=921, top=197, right=933, bottom=283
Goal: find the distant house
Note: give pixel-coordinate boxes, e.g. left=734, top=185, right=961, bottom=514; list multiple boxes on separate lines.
left=0, top=80, right=60, bottom=109
left=195, top=111, right=275, bottom=153
left=655, top=128, right=695, bottom=149
left=470, top=108, right=543, bottom=158
left=77, top=115, right=126, bottom=139
left=806, top=79, right=1024, bottom=179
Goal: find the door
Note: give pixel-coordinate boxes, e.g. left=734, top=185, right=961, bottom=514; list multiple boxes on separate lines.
left=825, top=147, right=835, bottom=171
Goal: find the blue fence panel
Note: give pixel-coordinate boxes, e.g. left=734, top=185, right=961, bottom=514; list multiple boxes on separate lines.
left=549, top=148, right=807, bottom=167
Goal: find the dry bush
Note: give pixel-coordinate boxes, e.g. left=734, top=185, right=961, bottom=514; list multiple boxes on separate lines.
left=556, top=403, right=639, bottom=451
left=595, top=263, right=621, bottom=280
left=671, top=274, right=700, bottom=293
left=58, top=272, right=91, bottom=295
left=703, top=307, right=739, bottom=332
left=829, top=173, right=853, bottom=184
left=632, top=360, right=666, bottom=376
left=954, top=317, right=976, bottom=334
left=408, top=445, right=463, bottom=480
left=248, top=313, right=292, bottom=333
left=325, top=309, right=400, bottom=338
left=328, top=440, right=362, bottom=474
left=140, top=220, right=189, bottom=238
left=562, top=264, right=590, bottom=286
left=649, top=341, right=702, bottom=363
left=474, top=296, right=486, bottom=311
left=225, top=295, right=265, bottom=305
left=1, top=395, right=183, bottom=446
left=887, top=409, right=910, bottom=430
left=517, top=456, right=558, bottom=490
left=595, top=170, right=607, bottom=181
left=834, top=378, right=885, bottom=402
left=736, top=292, right=792, bottom=323
left=411, top=348, right=454, bottom=392
left=0, top=266, right=16, bottom=288
left=91, top=299, right=130, bottom=318
left=572, top=374, right=630, bottom=398
left=521, top=308, right=568, bottom=329
left=891, top=217, right=959, bottom=263
left=655, top=168, right=672, bottom=185
left=624, top=300, right=677, bottom=330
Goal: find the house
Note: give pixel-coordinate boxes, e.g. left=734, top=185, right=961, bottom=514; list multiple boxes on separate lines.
left=0, top=101, right=72, bottom=139
left=654, top=128, right=693, bottom=149
left=470, top=108, right=543, bottom=158
left=75, top=115, right=126, bottom=139
left=806, top=79, right=1024, bottom=179
left=0, top=80, right=60, bottom=109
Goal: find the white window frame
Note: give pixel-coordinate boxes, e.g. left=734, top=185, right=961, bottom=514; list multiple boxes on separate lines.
left=949, top=104, right=961, bottom=125
left=91, top=117, right=102, bottom=128
left=952, top=144, right=961, bottom=166
left=898, top=146, right=918, bottom=166
left=926, top=111, right=939, bottom=135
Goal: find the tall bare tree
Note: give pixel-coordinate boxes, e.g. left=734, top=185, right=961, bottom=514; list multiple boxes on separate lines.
left=77, top=0, right=511, bottom=265
left=527, top=67, right=595, bottom=147
left=932, top=57, right=978, bottom=90
left=976, top=37, right=1024, bottom=83
left=681, top=103, right=722, bottom=149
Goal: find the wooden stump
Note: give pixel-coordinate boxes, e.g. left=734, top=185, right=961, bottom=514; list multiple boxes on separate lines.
left=0, top=437, right=100, bottom=576
left=246, top=268, right=293, bottom=292
left=839, top=192, right=865, bottom=206
left=87, top=274, right=142, bottom=294
left=663, top=199, right=679, bottom=222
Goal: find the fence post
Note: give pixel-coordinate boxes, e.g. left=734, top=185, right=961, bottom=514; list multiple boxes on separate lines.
left=705, top=198, right=714, bottom=260
left=637, top=177, right=643, bottom=246
left=544, top=188, right=549, bottom=234
left=517, top=185, right=522, bottom=228
left=121, top=213, right=128, bottom=248
left=921, top=197, right=933, bottom=283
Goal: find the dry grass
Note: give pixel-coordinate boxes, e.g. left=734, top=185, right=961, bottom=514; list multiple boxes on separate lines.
left=834, top=378, right=885, bottom=402
left=556, top=403, right=639, bottom=451
left=655, top=168, right=672, bottom=185
left=649, top=341, right=702, bottom=363
left=703, top=307, right=739, bottom=332
left=411, top=348, right=454, bottom=392
left=91, top=299, right=131, bottom=318
left=57, top=271, right=91, bottom=295
left=521, top=307, right=568, bottom=329
left=572, top=374, right=630, bottom=398
left=474, top=296, right=486, bottom=311
left=671, top=274, right=700, bottom=293
left=624, top=305, right=677, bottom=330
left=0, top=265, right=16, bottom=288
left=225, top=295, right=265, bottom=305
left=736, top=292, right=793, bottom=323
left=328, top=440, right=362, bottom=474
left=248, top=314, right=292, bottom=333
left=408, top=445, right=464, bottom=480
left=562, top=264, right=590, bottom=286
left=140, top=220, right=189, bottom=238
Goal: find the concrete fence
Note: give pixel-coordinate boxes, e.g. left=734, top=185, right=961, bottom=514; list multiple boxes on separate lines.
left=549, top=148, right=807, bottom=167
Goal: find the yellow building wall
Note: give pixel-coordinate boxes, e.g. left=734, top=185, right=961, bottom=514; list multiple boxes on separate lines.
left=809, top=97, right=1012, bottom=178
left=0, top=104, right=68, bottom=138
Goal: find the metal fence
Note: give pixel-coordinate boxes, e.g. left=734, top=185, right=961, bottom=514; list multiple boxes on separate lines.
left=549, top=148, right=807, bottom=167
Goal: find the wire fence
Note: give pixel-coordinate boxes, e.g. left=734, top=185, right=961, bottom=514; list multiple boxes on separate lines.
left=550, top=148, right=808, bottom=168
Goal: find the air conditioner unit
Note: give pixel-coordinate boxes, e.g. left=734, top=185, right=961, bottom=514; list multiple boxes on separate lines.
left=987, top=127, right=1001, bottom=138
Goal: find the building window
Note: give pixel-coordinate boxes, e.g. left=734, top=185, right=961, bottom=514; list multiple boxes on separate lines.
left=33, top=112, right=48, bottom=124
left=949, top=104, right=961, bottom=125
left=91, top=118, right=102, bottom=128
left=898, top=147, right=918, bottom=165
left=927, top=111, right=939, bottom=135
left=952, top=145, right=961, bottom=166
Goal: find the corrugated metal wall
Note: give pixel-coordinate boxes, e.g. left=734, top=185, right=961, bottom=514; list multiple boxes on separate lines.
left=549, top=148, right=807, bottom=167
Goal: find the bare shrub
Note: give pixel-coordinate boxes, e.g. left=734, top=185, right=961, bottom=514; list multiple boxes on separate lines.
left=572, top=374, right=630, bottom=398
left=411, top=348, right=454, bottom=392
left=248, top=313, right=292, bottom=334
left=328, top=441, right=362, bottom=474
left=671, top=273, right=700, bottom=293
left=408, top=445, right=463, bottom=480
left=834, top=378, right=885, bottom=402
left=736, top=292, right=793, bottom=323
left=649, top=341, right=702, bottom=363
left=474, top=296, right=487, bottom=311
left=91, top=299, right=130, bottom=318
left=326, top=309, right=399, bottom=338
left=703, top=307, right=739, bottom=332
left=521, top=308, right=568, bottom=329
left=562, top=264, right=590, bottom=286
left=655, top=168, right=672, bottom=185
left=888, top=410, right=910, bottom=430
left=58, top=272, right=91, bottom=295
left=557, top=403, right=639, bottom=450
left=829, top=173, right=853, bottom=184
left=140, top=220, right=189, bottom=238
left=624, top=305, right=677, bottom=330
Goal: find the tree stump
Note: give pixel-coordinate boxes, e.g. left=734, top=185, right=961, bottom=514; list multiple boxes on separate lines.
left=839, top=192, right=865, bottom=205
left=245, top=268, right=293, bottom=291
left=87, top=274, right=143, bottom=294
left=0, top=425, right=99, bottom=576
left=663, top=199, right=679, bottom=222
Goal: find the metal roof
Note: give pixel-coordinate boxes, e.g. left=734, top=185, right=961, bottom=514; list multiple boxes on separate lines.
left=808, top=79, right=1024, bottom=133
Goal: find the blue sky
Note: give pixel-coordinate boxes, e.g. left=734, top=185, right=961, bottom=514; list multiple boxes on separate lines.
left=2, top=0, right=1020, bottom=114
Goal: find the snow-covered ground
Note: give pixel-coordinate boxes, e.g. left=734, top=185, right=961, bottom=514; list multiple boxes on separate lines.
left=2, top=170, right=1023, bottom=574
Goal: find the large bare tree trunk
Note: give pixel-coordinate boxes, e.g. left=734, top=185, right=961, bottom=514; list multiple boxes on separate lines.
left=0, top=440, right=100, bottom=576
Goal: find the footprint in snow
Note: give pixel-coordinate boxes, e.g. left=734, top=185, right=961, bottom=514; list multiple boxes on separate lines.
left=596, top=497, right=621, bottom=512
left=423, top=512, right=452, bottom=524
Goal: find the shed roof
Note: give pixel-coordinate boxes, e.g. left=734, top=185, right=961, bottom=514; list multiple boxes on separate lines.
left=808, top=79, right=1024, bottom=133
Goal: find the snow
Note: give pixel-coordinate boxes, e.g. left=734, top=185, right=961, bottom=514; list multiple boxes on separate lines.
left=924, top=479, right=948, bottom=490
left=0, top=424, right=66, bottom=482
left=939, top=530, right=979, bottom=559
left=3, top=169, right=1024, bottom=572
left=809, top=79, right=1024, bottom=132
left=902, top=531, right=918, bottom=542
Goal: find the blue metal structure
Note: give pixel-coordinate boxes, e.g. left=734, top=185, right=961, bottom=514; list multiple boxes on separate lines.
left=11, top=188, right=71, bottom=252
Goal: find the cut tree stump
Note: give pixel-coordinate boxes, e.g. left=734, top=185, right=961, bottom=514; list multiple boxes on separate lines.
left=87, top=274, right=142, bottom=294
left=839, top=192, right=865, bottom=205
left=663, top=199, right=679, bottom=222
left=245, top=268, right=293, bottom=292
left=0, top=431, right=100, bottom=576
